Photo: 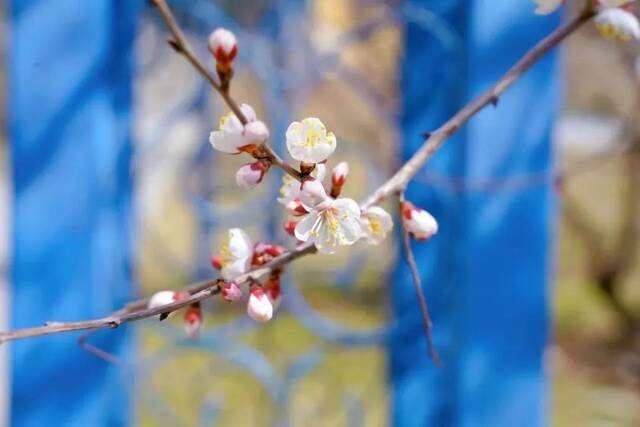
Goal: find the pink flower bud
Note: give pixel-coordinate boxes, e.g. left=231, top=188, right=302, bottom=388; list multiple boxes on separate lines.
left=221, top=281, right=242, bottom=302
left=207, top=28, right=237, bottom=64
left=285, top=199, right=309, bottom=216
left=284, top=220, right=298, bottom=236
left=247, top=287, right=273, bottom=322
left=299, top=178, right=329, bottom=208
left=235, top=162, right=269, bottom=189
left=331, top=161, right=349, bottom=187
left=244, top=120, right=270, bottom=145
left=184, top=303, right=203, bottom=338
left=402, top=202, right=438, bottom=241
left=211, top=255, right=223, bottom=270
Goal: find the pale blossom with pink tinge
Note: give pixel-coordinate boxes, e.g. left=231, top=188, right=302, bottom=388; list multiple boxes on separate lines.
left=402, top=202, right=438, bottom=241
left=207, top=28, right=237, bottom=64
left=184, top=304, right=203, bottom=338
left=331, top=162, right=349, bottom=187
left=247, top=287, right=273, bottom=322
left=235, top=161, right=269, bottom=189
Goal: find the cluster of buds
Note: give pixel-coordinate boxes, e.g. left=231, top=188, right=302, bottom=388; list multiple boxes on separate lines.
left=202, top=27, right=439, bottom=327
left=534, top=0, right=640, bottom=42
left=147, top=290, right=203, bottom=337
left=210, top=229, right=286, bottom=323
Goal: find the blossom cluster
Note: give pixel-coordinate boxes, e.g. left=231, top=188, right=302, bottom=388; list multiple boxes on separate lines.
left=147, top=26, right=440, bottom=334
left=534, top=0, right=640, bottom=42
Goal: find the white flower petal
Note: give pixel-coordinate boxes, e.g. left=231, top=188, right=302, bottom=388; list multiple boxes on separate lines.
left=294, top=211, right=321, bottom=242
left=595, top=7, right=640, bottom=42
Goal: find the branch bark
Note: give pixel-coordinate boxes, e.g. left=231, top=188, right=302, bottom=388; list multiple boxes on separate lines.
left=0, top=5, right=595, bottom=344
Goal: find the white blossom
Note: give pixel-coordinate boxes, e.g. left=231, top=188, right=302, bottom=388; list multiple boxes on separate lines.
left=533, top=0, right=563, bottom=15
left=402, top=202, right=438, bottom=241
left=208, top=28, right=237, bottom=63
left=247, top=287, right=273, bottom=322
left=595, top=7, right=640, bottom=41
left=209, top=104, right=268, bottom=154
left=359, top=206, right=393, bottom=245
left=285, top=117, right=337, bottom=163
left=216, top=228, right=253, bottom=280
left=294, top=190, right=362, bottom=254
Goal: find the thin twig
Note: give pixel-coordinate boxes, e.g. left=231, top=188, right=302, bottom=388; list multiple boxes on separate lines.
left=150, top=0, right=302, bottom=180
left=397, top=192, right=441, bottom=366
left=0, top=6, right=595, bottom=344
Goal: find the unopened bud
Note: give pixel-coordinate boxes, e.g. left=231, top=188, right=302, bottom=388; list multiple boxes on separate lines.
left=235, top=161, right=270, bottom=189
left=221, top=281, right=242, bottom=302
left=247, top=286, right=273, bottom=323
left=284, top=220, right=298, bottom=236
left=211, top=255, right=223, bottom=270
left=402, top=201, right=438, bottom=241
left=208, top=28, right=238, bottom=65
left=184, top=303, right=203, bottom=337
left=330, top=161, right=349, bottom=197
left=285, top=199, right=309, bottom=216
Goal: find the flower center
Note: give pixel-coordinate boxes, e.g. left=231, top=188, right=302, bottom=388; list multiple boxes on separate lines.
left=302, top=129, right=322, bottom=148
left=368, top=218, right=382, bottom=235
left=218, top=112, right=233, bottom=130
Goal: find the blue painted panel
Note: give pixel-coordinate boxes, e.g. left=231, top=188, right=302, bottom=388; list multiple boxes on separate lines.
left=391, top=1, right=559, bottom=426
left=8, top=1, right=141, bottom=426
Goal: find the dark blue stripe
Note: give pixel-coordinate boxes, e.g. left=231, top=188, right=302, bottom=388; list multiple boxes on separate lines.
left=390, top=2, right=559, bottom=426
left=9, top=1, right=141, bottom=426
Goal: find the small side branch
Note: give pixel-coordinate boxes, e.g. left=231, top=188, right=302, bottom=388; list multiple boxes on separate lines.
left=149, top=0, right=302, bottom=180
left=398, top=192, right=442, bottom=366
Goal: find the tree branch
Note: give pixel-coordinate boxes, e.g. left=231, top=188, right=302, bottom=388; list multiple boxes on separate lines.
left=149, top=0, right=302, bottom=180
left=361, top=7, right=595, bottom=209
left=398, top=192, right=441, bottom=366
left=0, top=5, right=595, bottom=344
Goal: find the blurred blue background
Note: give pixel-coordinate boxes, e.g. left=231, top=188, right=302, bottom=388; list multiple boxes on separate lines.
left=2, top=0, right=640, bottom=426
